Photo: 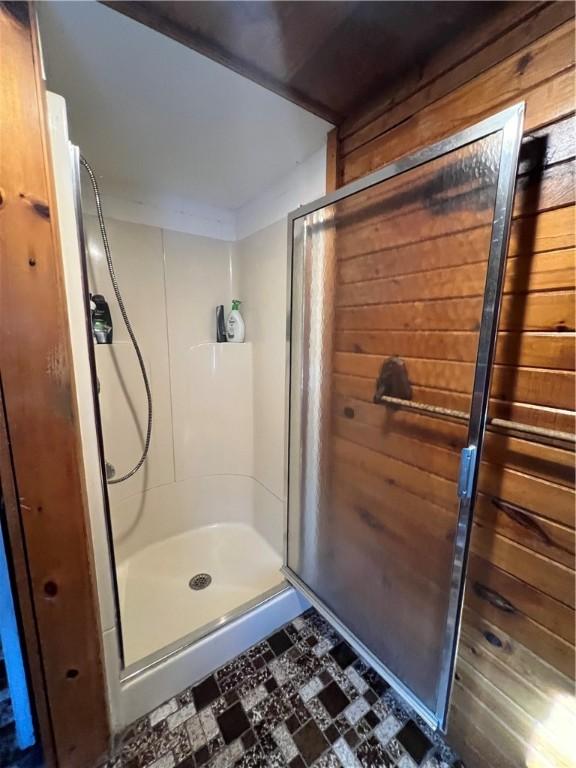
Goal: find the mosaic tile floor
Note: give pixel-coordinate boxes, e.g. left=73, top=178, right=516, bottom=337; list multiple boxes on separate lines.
left=107, top=610, right=463, bottom=768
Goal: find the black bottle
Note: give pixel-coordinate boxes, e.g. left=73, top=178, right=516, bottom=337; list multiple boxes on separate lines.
left=216, top=305, right=227, bottom=342
left=91, top=294, right=113, bottom=344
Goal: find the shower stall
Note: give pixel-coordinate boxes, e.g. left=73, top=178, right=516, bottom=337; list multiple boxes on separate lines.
left=47, top=87, right=308, bottom=727
left=80, top=155, right=286, bottom=669
left=61, top=131, right=298, bottom=677
left=47, top=71, right=526, bottom=732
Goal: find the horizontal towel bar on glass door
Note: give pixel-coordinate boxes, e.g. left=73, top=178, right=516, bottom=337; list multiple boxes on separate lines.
left=377, top=394, right=575, bottom=451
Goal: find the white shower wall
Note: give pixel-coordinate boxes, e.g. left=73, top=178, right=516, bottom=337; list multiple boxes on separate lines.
left=237, top=220, right=289, bottom=549
left=84, top=140, right=327, bottom=578
left=83, top=138, right=328, bottom=572
left=84, top=217, right=278, bottom=566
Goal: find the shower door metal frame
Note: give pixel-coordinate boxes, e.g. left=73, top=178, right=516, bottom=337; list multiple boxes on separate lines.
left=283, top=102, right=525, bottom=731
left=69, top=143, right=128, bottom=669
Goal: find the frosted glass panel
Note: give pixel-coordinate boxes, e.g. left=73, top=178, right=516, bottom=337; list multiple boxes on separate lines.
left=287, top=127, right=514, bottom=724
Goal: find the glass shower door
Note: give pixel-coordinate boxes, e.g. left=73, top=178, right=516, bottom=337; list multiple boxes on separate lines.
left=284, top=105, right=524, bottom=730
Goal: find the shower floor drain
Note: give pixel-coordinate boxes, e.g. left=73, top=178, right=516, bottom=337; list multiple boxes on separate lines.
left=189, top=573, right=212, bottom=591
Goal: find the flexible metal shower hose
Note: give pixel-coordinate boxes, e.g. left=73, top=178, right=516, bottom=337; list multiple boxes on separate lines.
left=80, top=156, right=152, bottom=484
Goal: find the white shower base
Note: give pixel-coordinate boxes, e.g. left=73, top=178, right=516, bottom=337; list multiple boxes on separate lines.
left=117, top=522, right=283, bottom=666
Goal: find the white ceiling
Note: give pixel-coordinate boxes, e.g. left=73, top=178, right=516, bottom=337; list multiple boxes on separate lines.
left=38, top=1, right=331, bottom=212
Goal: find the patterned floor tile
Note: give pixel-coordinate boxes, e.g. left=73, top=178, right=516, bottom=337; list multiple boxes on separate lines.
left=104, top=609, right=464, bottom=768
left=396, top=720, right=434, bottom=765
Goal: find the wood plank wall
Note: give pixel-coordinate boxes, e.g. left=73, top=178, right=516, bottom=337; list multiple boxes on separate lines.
left=330, top=4, right=575, bottom=766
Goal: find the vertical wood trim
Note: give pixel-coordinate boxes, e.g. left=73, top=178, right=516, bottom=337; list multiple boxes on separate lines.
left=325, top=127, right=340, bottom=193
left=0, top=3, right=110, bottom=765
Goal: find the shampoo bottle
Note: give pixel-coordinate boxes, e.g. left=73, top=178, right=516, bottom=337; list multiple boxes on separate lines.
left=226, top=299, right=245, bottom=343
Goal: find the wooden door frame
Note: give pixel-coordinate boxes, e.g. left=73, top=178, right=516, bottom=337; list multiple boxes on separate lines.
left=0, top=2, right=110, bottom=765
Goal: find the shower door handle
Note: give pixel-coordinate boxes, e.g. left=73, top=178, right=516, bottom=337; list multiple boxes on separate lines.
left=457, top=446, right=476, bottom=501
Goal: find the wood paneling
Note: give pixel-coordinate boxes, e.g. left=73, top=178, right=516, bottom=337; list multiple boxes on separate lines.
left=461, top=605, right=574, bottom=697
left=0, top=3, right=110, bottom=765
left=340, top=2, right=575, bottom=150
left=336, top=330, right=575, bottom=370
left=337, top=290, right=575, bottom=333
left=467, top=554, right=575, bottom=648
left=334, top=394, right=575, bottom=483
left=337, top=247, right=575, bottom=306
left=334, top=416, right=574, bottom=529
left=454, top=610, right=573, bottom=765
left=455, top=658, right=571, bottom=768
left=335, top=353, right=575, bottom=410
left=332, top=6, right=575, bottom=766
left=335, top=372, right=575, bottom=438
left=342, top=21, right=576, bottom=182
